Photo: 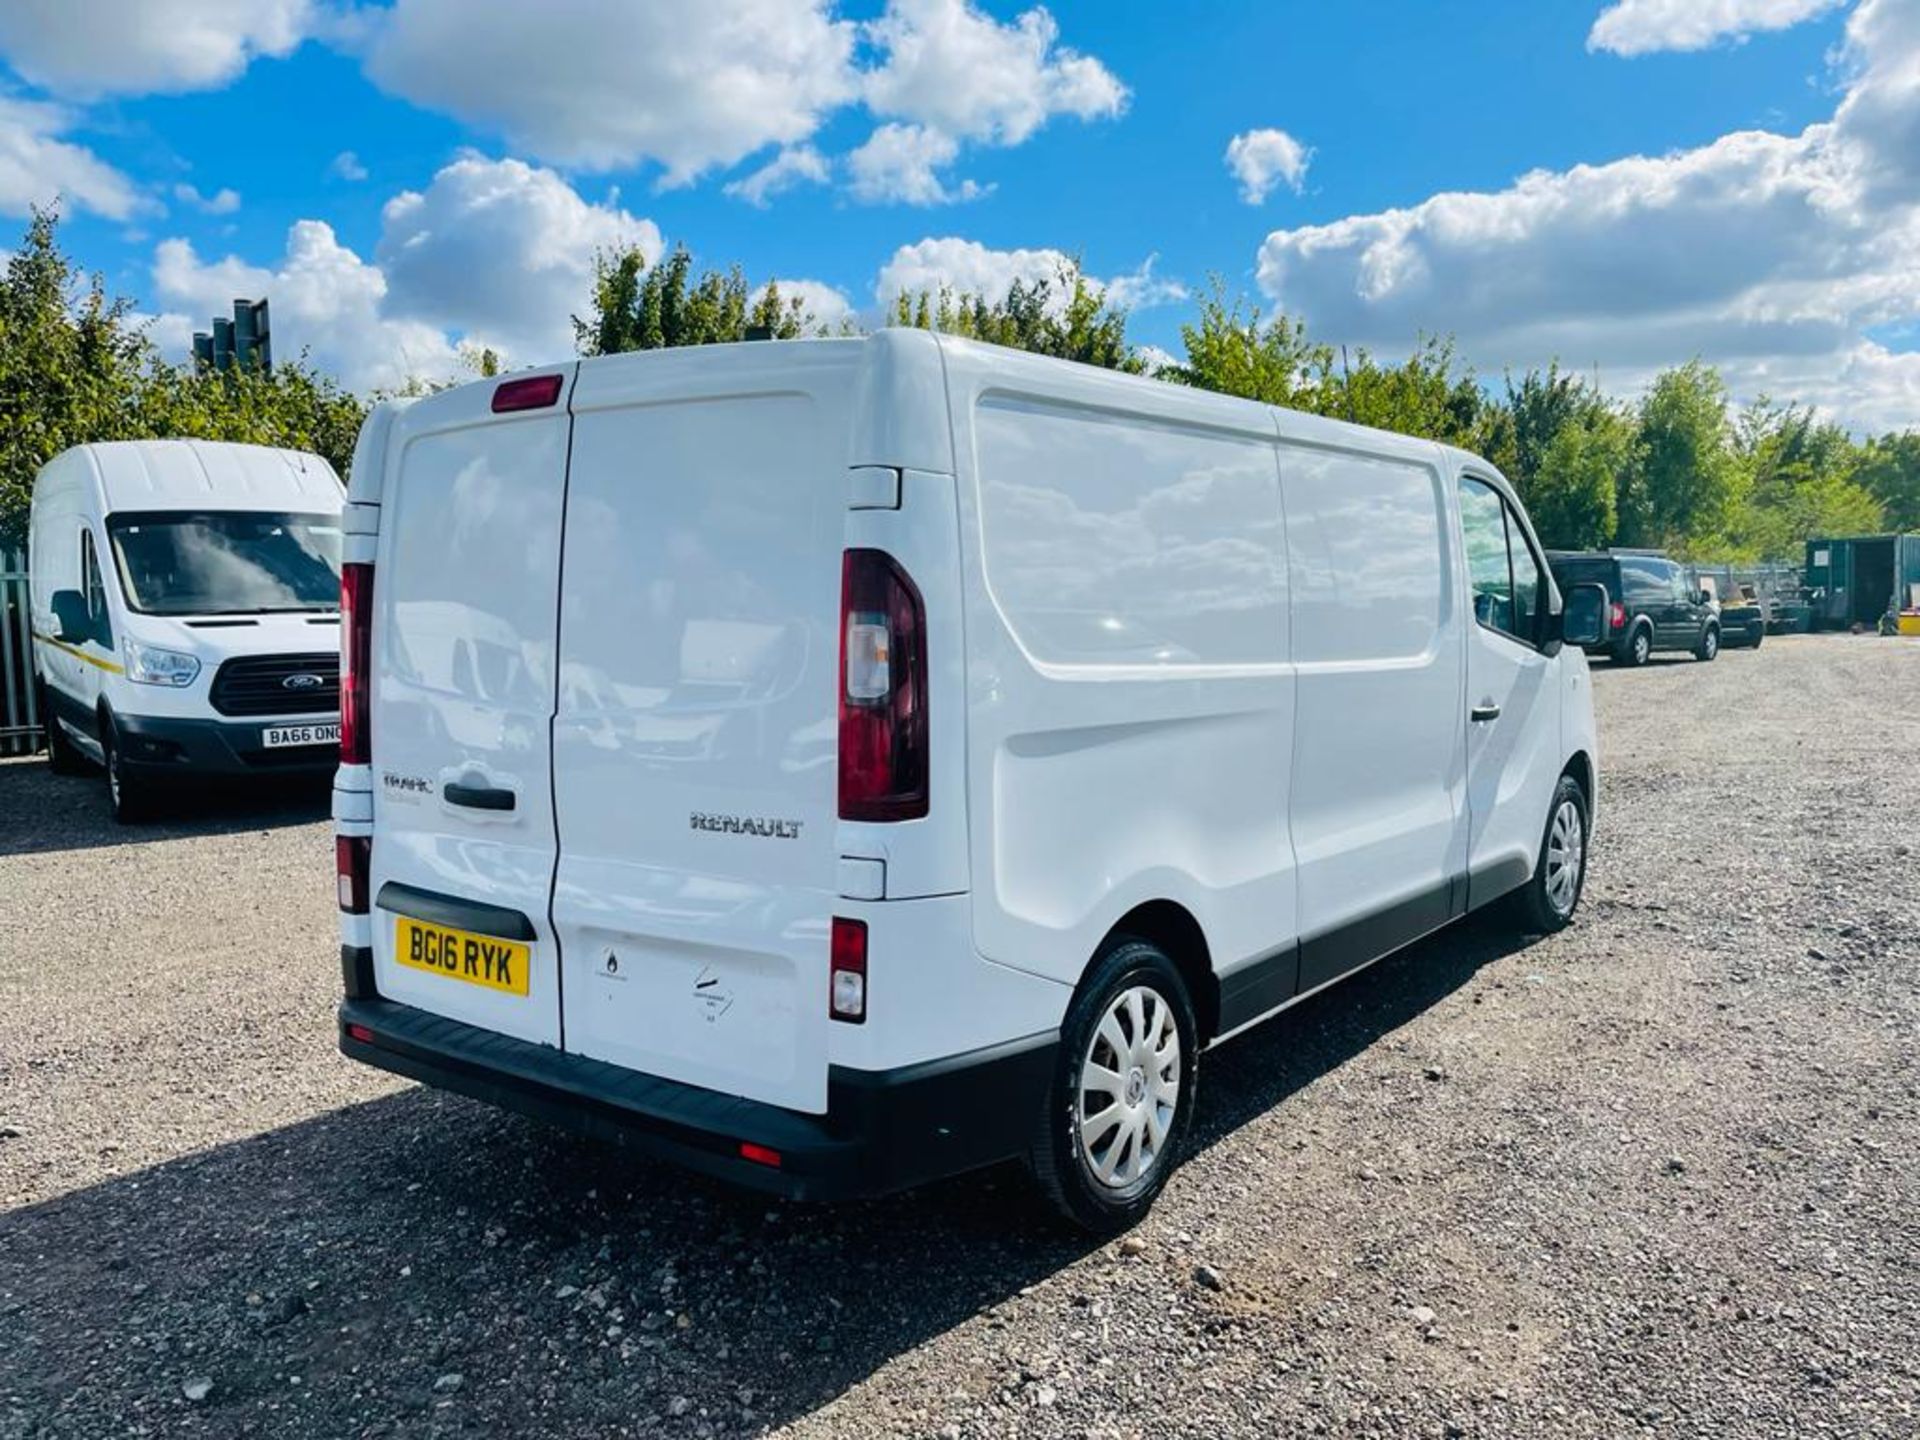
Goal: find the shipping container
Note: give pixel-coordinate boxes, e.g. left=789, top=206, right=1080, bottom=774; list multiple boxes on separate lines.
left=1803, top=534, right=1920, bottom=630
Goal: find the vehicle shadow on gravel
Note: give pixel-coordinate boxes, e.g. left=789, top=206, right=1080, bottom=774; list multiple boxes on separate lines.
left=0, top=755, right=329, bottom=858
left=0, top=917, right=1529, bottom=1435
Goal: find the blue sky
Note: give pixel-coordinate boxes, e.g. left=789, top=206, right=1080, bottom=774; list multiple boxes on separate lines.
left=1, top=1, right=1912, bottom=430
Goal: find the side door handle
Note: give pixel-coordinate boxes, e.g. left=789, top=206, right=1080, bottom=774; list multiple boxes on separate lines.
left=445, top=780, right=516, bottom=811
left=1471, top=701, right=1502, bottom=723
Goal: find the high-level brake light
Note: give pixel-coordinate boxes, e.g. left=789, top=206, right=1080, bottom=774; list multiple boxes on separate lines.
left=491, top=374, right=564, bottom=413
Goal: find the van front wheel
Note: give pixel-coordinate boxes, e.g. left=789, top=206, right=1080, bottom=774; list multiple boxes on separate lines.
left=1505, top=774, right=1589, bottom=934
left=101, top=716, right=155, bottom=824
left=1030, top=939, right=1197, bottom=1234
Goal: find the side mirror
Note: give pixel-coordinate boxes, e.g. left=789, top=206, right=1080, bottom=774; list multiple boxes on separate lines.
left=1700, top=589, right=1715, bottom=606
left=50, top=589, right=92, bottom=644
left=1562, top=583, right=1609, bottom=648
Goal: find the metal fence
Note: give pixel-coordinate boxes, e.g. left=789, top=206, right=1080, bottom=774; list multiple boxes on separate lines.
left=2, top=546, right=43, bottom=757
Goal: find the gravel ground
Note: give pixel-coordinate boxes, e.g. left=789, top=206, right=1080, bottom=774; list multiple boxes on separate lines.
left=3, top=632, right=1916, bottom=1440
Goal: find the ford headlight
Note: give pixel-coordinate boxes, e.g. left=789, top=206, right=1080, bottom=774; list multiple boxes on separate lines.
left=123, top=640, right=201, bottom=687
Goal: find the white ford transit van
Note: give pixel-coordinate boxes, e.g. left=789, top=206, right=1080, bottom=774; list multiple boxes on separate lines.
left=29, top=440, right=346, bottom=821
left=335, top=332, right=1607, bottom=1230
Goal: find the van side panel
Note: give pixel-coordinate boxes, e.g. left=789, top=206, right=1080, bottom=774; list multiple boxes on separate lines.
left=367, top=400, right=573, bottom=1048
left=1280, top=432, right=1468, bottom=994
left=549, top=352, right=857, bottom=1114
left=944, top=343, right=1298, bottom=998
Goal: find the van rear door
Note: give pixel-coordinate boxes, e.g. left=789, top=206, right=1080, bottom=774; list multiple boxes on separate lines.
left=366, top=371, right=575, bottom=1047
left=550, top=347, right=856, bottom=1114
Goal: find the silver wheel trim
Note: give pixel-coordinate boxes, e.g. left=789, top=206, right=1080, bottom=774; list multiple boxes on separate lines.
left=1634, top=631, right=1650, bottom=663
left=106, top=734, right=121, bottom=807
left=1545, top=799, right=1584, bottom=915
left=1705, top=629, right=1718, bottom=657
left=1077, top=985, right=1180, bottom=1191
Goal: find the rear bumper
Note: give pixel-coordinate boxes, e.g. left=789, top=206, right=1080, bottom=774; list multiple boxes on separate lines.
left=116, top=710, right=338, bottom=777
left=336, top=988, right=1057, bottom=1202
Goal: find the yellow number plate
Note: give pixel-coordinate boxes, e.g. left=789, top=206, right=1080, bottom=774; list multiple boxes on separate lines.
left=394, top=915, right=530, bottom=996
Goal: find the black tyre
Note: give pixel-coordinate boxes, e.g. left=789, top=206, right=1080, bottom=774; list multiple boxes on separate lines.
left=1030, top=939, right=1198, bottom=1234
left=1618, top=624, right=1652, bottom=667
left=39, top=682, right=91, bottom=775
left=1694, top=624, right=1720, bottom=662
left=101, top=714, right=156, bottom=824
left=1505, top=773, right=1590, bottom=934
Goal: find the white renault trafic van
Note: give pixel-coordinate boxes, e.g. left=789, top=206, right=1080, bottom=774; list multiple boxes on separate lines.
left=335, top=333, right=1608, bottom=1230
left=30, top=440, right=346, bottom=821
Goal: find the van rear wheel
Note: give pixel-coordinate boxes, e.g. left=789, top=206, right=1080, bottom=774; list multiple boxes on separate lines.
left=1030, top=939, right=1197, bottom=1234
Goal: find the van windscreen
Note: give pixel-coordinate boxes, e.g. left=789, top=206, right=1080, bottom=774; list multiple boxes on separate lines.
left=107, top=510, right=342, bottom=615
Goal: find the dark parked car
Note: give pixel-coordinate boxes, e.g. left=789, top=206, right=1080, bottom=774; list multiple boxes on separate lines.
left=1547, top=551, right=1719, bottom=665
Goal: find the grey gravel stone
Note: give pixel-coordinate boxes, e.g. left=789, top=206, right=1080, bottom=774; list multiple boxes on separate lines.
left=2, top=634, right=1916, bottom=1440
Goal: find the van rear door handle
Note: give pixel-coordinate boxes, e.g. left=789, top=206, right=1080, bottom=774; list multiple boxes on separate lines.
left=1471, top=701, right=1502, bottom=723
left=445, top=781, right=516, bottom=811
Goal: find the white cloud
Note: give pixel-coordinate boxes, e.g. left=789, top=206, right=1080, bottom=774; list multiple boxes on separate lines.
left=152, top=222, right=461, bottom=393
left=768, top=277, right=854, bottom=331
left=848, top=124, right=989, bottom=205
left=376, top=155, right=661, bottom=366
left=1588, top=0, right=1845, bottom=56
left=876, top=236, right=1072, bottom=305
left=862, top=0, right=1127, bottom=145
left=1104, top=253, right=1188, bottom=312
left=328, top=150, right=368, bottom=183
left=0, top=0, right=317, bottom=97
left=849, top=0, right=1126, bottom=206
left=147, top=156, right=659, bottom=389
left=355, top=0, right=1121, bottom=202
left=724, top=145, right=831, bottom=207
left=360, top=0, right=857, bottom=182
left=875, top=236, right=1186, bottom=317
left=0, top=97, right=142, bottom=220
left=1135, top=343, right=1181, bottom=376
left=173, top=182, right=241, bottom=215
left=1225, top=128, right=1312, bottom=205
left=1254, top=0, right=1920, bottom=431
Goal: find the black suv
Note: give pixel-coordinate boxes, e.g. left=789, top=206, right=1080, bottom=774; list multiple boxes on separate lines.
left=1546, top=550, right=1719, bottom=665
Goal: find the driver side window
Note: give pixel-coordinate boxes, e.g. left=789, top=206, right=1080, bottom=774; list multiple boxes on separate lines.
left=1460, top=477, right=1546, bottom=648
left=81, top=530, right=112, bottom=645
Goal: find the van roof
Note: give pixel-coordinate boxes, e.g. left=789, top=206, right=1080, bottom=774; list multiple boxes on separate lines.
left=71, top=439, right=343, bottom=515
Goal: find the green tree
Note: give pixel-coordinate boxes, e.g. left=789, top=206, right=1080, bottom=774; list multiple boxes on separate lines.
left=1172, top=281, right=1329, bottom=405
left=0, top=209, right=149, bottom=540
left=1855, top=431, right=1920, bottom=532
left=573, top=243, right=827, bottom=356
left=1622, top=361, right=1746, bottom=550
left=1527, top=409, right=1632, bottom=549
left=1728, top=399, right=1880, bottom=559
left=890, top=260, right=1141, bottom=372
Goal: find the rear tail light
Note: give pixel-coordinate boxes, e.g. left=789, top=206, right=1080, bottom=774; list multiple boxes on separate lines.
left=829, top=916, right=868, bottom=1023
left=739, top=1142, right=782, bottom=1168
left=346, top=1023, right=375, bottom=1045
left=1610, top=601, right=1627, bottom=630
left=340, top=562, right=373, bottom=765
left=491, top=373, right=564, bottom=413
left=838, top=550, right=928, bottom=821
left=336, top=834, right=370, bottom=914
